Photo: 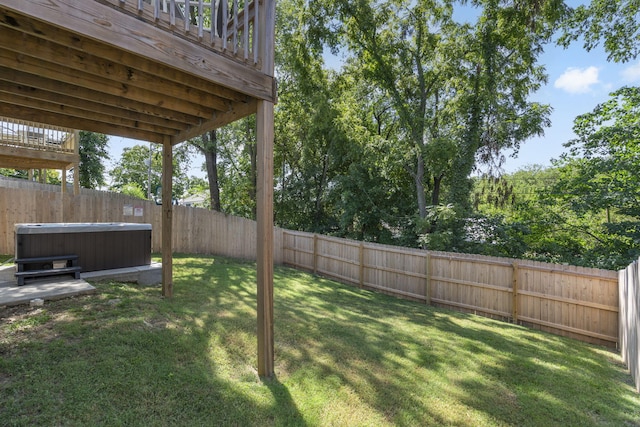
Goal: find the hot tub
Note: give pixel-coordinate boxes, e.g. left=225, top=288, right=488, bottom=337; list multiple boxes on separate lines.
left=15, top=223, right=152, bottom=272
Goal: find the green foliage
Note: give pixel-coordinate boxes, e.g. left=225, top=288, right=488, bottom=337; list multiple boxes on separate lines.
left=559, top=0, right=640, bottom=63
left=109, top=144, right=191, bottom=201
left=469, top=86, right=640, bottom=270
left=274, top=3, right=351, bottom=232
left=77, top=131, right=109, bottom=189
left=119, top=182, right=146, bottom=199
left=214, top=117, right=257, bottom=218
left=542, top=87, right=640, bottom=268
left=0, top=168, right=27, bottom=179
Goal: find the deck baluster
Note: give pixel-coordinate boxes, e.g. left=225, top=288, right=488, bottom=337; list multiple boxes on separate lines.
left=253, top=0, right=258, bottom=64
left=169, top=0, right=176, bottom=26
left=243, top=0, right=249, bottom=60
left=233, top=0, right=238, bottom=55
left=197, top=0, right=204, bottom=39
left=185, top=0, right=191, bottom=32
left=222, top=0, right=228, bottom=50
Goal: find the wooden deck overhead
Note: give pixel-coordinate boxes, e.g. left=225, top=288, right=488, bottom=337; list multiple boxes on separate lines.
left=0, top=0, right=276, bottom=378
left=0, top=0, right=276, bottom=145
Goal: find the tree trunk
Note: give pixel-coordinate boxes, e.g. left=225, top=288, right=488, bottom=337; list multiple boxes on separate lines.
left=247, top=120, right=257, bottom=219
left=415, top=153, right=427, bottom=219
left=202, top=130, right=221, bottom=211
left=432, top=174, right=443, bottom=206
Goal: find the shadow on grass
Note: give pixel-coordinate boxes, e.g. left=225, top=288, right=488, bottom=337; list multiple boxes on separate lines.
left=0, top=256, right=307, bottom=426
left=2, top=254, right=638, bottom=426
left=270, top=264, right=640, bottom=426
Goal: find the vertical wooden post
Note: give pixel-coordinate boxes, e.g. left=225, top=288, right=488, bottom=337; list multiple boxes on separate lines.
left=256, top=0, right=276, bottom=379
left=61, top=167, right=66, bottom=222
left=73, top=165, right=80, bottom=196
left=61, top=168, right=67, bottom=196
left=425, top=253, right=431, bottom=305
left=313, top=234, right=318, bottom=274
left=512, top=262, right=519, bottom=323
left=256, top=99, right=274, bottom=378
left=162, top=138, right=173, bottom=298
left=359, top=242, right=364, bottom=289
left=73, top=130, right=80, bottom=196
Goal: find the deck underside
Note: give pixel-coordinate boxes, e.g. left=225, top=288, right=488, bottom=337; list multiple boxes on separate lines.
left=0, top=0, right=275, bottom=145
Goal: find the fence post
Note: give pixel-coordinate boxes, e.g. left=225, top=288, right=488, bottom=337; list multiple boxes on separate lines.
left=512, top=261, right=519, bottom=324
left=359, top=242, right=364, bottom=289
left=425, top=252, right=431, bottom=305
left=313, top=234, right=318, bottom=274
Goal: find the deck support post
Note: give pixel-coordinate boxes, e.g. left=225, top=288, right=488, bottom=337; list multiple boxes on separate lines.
left=256, top=99, right=274, bottom=378
left=73, top=130, right=80, bottom=196
left=162, top=136, right=173, bottom=298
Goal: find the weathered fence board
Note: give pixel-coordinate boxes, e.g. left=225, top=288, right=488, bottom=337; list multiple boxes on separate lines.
left=620, top=259, right=640, bottom=392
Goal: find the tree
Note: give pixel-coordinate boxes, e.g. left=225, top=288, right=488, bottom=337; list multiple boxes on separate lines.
left=559, top=0, right=640, bottom=63
left=77, top=131, right=109, bottom=189
left=109, top=143, right=191, bottom=201
left=273, top=0, right=351, bottom=232
left=446, top=0, right=558, bottom=210
left=189, top=130, right=221, bottom=211
left=544, top=87, right=640, bottom=268
left=0, top=168, right=27, bottom=179
left=308, top=0, right=557, bottom=232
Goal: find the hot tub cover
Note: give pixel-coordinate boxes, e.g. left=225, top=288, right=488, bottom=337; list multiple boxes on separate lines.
left=15, top=223, right=152, bottom=234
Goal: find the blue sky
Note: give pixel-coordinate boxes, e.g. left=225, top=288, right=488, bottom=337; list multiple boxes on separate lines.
left=107, top=4, right=640, bottom=178
left=503, top=39, right=640, bottom=172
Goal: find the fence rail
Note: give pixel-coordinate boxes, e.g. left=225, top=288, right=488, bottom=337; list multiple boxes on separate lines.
left=283, top=230, right=619, bottom=347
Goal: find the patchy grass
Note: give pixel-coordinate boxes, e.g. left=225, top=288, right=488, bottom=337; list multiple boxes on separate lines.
left=1, top=254, right=638, bottom=426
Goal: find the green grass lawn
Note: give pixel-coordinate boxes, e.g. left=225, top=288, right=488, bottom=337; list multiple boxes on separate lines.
left=1, top=254, right=639, bottom=426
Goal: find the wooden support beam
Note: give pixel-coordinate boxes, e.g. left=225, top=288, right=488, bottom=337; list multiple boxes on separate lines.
left=0, top=102, right=163, bottom=143
left=512, top=262, right=519, bottom=323
left=162, top=136, right=173, bottom=298
left=73, top=163, right=80, bottom=196
left=61, top=167, right=66, bottom=196
left=171, top=99, right=257, bottom=145
left=73, top=130, right=80, bottom=196
left=256, top=99, right=274, bottom=378
left=0, top=66, right=201, bottom=129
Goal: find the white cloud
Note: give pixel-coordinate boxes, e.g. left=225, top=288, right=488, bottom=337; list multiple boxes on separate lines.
left=554, top=66, right=600, bottom=94
left=621, top=61, right=640, bottom=82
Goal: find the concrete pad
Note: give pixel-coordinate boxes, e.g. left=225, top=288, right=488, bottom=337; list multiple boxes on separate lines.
left=81, top=262, right=162, bottom=285
left=0, top=276, right=96, bottom=307
left=0, top=262, right=162, bottom=307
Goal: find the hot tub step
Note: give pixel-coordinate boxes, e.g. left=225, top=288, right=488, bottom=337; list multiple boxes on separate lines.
left=15, top=255, right=81, bottom=286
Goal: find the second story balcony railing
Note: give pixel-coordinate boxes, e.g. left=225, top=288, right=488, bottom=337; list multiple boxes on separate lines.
left=110, top=0, right=271, bottom=72
left=0, top=117, right=77, bottom=154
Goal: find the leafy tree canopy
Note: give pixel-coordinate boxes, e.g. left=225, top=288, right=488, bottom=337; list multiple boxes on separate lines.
left=78, top=131, right=109, bottom=189
left=559, top=0, right=640, bottom=63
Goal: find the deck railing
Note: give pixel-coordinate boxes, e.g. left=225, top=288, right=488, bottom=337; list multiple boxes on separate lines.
left=112, top=0, right=272, bottom=70
left=0, top=117, right=76, bottom=154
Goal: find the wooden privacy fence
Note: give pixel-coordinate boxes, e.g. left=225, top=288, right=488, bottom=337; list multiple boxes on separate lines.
left=282, top=230, right=619, bottom=348
left=619, top=259, right=640, bottom=392
left=0, top=178, right=283, bottom=263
